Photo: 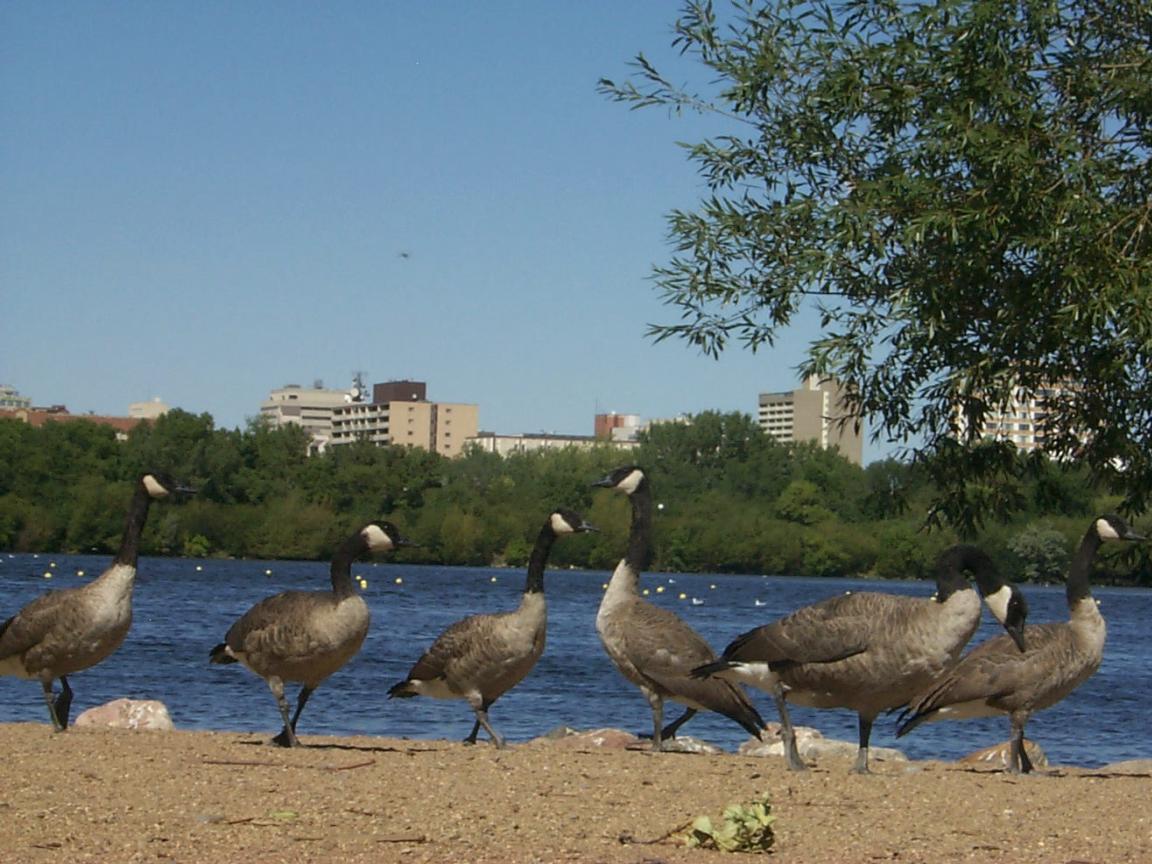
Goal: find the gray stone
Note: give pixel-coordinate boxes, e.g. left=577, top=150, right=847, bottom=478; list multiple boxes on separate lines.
left=959, top=739, right=1048, bottom=769
left=74, top=698, right=174, bottom=731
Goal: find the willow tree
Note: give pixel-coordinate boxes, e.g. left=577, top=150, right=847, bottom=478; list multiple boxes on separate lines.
left=601, top=1, right=1152, bottom=531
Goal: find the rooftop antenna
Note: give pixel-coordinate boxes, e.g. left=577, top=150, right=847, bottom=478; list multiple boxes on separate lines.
left=349, top=371, right=367, bottom=403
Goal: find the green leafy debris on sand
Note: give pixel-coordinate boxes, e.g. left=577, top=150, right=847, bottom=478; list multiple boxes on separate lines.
left=685, top=793, right=775, bottom=853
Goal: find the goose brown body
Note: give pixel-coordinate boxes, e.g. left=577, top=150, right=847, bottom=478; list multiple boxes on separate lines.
left=210, top=521, right=406, bottom=747
left=594, top=466, right=765, bottom=750
left=694, top=544, right=1026, bottom=772
left=388, top=509, right=595, bottom=747
left=0, top=473, right=181, bottom=730
left=898, top=515, right=1145, bottom=773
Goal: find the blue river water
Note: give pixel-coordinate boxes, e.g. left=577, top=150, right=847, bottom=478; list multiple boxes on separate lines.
left=1, top=552, right=1148, bottom=768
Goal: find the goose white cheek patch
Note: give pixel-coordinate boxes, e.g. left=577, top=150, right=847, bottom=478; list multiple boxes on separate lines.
left=984, top=585, right=1012, bottom=625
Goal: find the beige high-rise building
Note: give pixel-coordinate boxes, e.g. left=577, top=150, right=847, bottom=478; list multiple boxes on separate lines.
left=260, top=383, right=353, bottom=449
left=953, top=384, right=1067, bottom=452
left=757, top=375, right=864, bottom=465
left=329, top=380, right=479, bottom=458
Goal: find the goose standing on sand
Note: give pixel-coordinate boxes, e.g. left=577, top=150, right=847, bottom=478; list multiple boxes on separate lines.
left=897, top=514, right=1145, bottom=773
left=693, top=544, right=1027, bottom=773
left=209, top=521, right=409, bottom=747
left=594, top=466, right=765, bottom=750
left=0, top=472, right=186, bottom=731
left=388, top=508, right=596, bottom=747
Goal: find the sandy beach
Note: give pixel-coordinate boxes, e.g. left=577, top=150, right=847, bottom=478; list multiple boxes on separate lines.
left=1, top=723, right=1149, bottom=863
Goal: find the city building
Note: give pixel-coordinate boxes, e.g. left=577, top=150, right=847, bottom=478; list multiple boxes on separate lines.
left=329, top=379, right=479, bottom=458
left=953, top=384, right=1067, bottom=452
left=0, top=385, right=31, bottom=411
left=594, top=412, right=642, bottom=443
left=757, top=375, right=864, bottom=465
left=260, top=382, right=354, bottom=450
left=467, top=430, right=637, bottom=457
left=0, top=405, right=145, bottom=441
left=128, top=397, right=171, bottom=420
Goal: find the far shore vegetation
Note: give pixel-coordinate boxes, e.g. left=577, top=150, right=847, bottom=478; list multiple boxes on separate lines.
left=1, top=410, right=1147, bottom=586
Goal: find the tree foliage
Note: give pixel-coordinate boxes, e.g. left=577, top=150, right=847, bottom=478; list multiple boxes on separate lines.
left=0, top=410, right=1145, bottom=582
left=599, top=0, right=1152, bottom=531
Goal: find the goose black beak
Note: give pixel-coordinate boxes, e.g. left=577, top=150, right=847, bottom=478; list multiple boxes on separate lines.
left=1006, top=620, right=1027, bottom=652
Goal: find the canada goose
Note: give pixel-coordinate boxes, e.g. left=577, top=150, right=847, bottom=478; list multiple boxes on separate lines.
left=0, top=472, right=185, bottom=731
left=897, top=514, right=1145, bottom=773
left=594, top=466, right=765, bottom=751
left=387, top=508, right=596, bottom=747
left=209, top=521, right=408, bottom=747
left=693, top=544, right=1027, bottom=773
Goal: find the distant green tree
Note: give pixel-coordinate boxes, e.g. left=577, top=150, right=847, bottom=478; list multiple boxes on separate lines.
left=1008, top=523, right=1071, bottom=583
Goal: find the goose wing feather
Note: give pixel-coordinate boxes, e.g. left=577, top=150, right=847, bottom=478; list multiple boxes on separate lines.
left=616, top=599, right=759, bottom=716
left=724, top=592, right=894, bottom=667
left=0, top=589, right=78, bottom=660
left=225, top=591, right=338, bottom=658
left=901, top=623, right=1073, bottom=722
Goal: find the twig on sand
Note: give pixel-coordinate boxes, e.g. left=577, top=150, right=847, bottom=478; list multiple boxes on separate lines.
left=201, top=758, right=376, bottom=772
left=377, top=834, right=429, bottom=844
left=618, top=820, right=694, bottom=846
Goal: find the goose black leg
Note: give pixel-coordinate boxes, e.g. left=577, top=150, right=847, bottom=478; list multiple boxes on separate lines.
left=644, top=689, right=665, bottom=751
left=272, top=686, right=313, bottom=747
left=463, top=719, right=481, bottom=745
left=851, top=715, right=874, bottom=774
left=468, top=701, right=504, bottom=748
left=41, top=678, right=67, bottom=732
left=267, top=676, right=300, bottom=747
left=773, top=684, right=807, bottom=772
left=1009, top=711, right=1032, bottom=774
left=660, top=707, right=697, bottom=740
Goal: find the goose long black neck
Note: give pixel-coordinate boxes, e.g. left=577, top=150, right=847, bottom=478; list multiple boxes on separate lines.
left=112, top=483, right=158, bottom=568
left=936, top=544, right=1003, bottom=601
left=524, top=523, right=560, bottom=595
left=625, top=477, right=654, bottom=573
left=1066, top=526, right=1102, bottom=606
left=330, top=532, right=368, bottom=598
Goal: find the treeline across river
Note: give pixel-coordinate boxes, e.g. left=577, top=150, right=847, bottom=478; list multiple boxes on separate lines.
left=1, top=409, right=1148, bottom=585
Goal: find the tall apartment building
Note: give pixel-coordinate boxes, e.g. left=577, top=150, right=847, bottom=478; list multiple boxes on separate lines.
left=757, top=375, right=864, bottom=465
left=260, top=383, right=353, bottom=448
left=953, top=384, right=1066, bottom=452
left=329, top=379, right=479, bottom=458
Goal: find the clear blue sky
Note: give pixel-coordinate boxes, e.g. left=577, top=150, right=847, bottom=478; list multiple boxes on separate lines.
left=1, top=3, right=888, bottom=462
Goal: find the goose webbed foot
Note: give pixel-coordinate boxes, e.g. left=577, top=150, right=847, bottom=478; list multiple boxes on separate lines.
left=463, top=719, right=481, bottom=745
left=270, top=727, right=301, bottom=748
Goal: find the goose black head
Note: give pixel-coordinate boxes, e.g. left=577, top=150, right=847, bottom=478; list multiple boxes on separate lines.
left=550, top=509, right=598, bottom=535
left=361, top=520, right=413, bottom=553
left=999, top=584, right=1029, bottom=651
left=140, top=472, right=195, bottom=499
left=1094, top=514, right=1146, bottom=543
left=593, top=465, right=647, bottom=495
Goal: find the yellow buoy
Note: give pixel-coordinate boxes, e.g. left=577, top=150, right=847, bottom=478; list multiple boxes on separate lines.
left=602, top=583, right=608, bottom=590
left=710, top=584, right=716, bottom=590
left=49, top=561, right=57, bottom=568
left=678, top=592, right=688, bottom=600
left=359, top=578, right=368, bottom=589
left=43, top=572, right=52, bottom=579
left=642, top=588, right=650, bottom=596
left=76, top=569, right=85, bottom=577
left=490, top=576, right=498, bottom=583
left=265, top=569, right=273, bottom=576
left=395, top=576, right=403, bottom=585
left=656, top=585, right=665, bottom=593
left=195, top=564, right=203, bottom=572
